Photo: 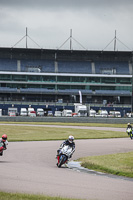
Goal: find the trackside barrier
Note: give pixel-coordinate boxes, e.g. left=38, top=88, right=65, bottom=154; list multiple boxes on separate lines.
left=0, top=116, right=132, bottom=124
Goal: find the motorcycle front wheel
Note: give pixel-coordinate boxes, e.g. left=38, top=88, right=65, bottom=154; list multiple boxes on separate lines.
left=58, top=155, right=67, bottom=168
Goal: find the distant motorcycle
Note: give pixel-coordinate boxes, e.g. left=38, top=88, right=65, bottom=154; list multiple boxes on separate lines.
left=56, top=145, right=73, bottom=168
left=0, top=143, right=4, bottom=156
left=130, top=132, right=133, bottom=140
left=126, top=128, right=133, bottom=140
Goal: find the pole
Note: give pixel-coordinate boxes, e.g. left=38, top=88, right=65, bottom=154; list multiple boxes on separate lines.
left=114, top=30, right=116, bottom=51
left=26, top=27, right=28, bottom=48
left=70, top=29, right=72, bottom=51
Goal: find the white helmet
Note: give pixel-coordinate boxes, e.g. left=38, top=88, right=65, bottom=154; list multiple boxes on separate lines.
left=68, top=135, right=74, bottom=143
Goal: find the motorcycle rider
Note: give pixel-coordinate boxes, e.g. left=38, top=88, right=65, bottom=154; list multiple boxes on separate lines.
left=0, top=134, right=8, bottom=156
left=56, top=135, right=75, bottom=164
left=126, top=123, right=132, bottom=136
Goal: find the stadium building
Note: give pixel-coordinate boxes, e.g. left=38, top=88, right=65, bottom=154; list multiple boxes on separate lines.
left=0, top=47, right=132, bottom=107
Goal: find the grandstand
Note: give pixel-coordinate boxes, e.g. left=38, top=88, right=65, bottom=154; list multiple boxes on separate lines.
left=0, top=47, right=132, bottom=107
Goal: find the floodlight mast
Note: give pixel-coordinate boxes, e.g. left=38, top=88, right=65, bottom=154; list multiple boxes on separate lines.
left=26, top=27, right=28, bottom=48
left=57, top=29, right=87, bottom=50
left=70, top=29, right=72, bottom=51
left=12, top=27, right=41, bottom=49
left=102, top=30, right=131, bottom=51
left=114, top=30, right=116, bottom=51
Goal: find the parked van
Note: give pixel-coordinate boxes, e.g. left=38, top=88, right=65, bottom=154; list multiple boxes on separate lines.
left=100, top=110, right=108, bottom=117
left=37, top=108, right=44, bottom=116
left=74, top=104, right=87, bottom=117
left=29, top=110, right=36, bottom=117
left=28, top=108, right=36, bottom=117
left=0, top=109, right=2, bottom=116
left=54, top=111, right=62, bottom=117
left=8, top=107, right=18, bottom=116
left=20, top=108, right=27, bottom=116
left=95, top=110, right=108, bottom=117
left=89, top=109, right=96, bottom=117
left=62, top=109, right=72, bottom=117
left=109, top=111, right=121, bottom=118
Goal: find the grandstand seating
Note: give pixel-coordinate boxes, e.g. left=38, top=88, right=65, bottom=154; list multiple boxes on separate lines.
left=0, top=58, right=55, bottom=72
left=20, top=88, right=93, bottom=95
left=20, top=88, right=55, bottom=94
left=0, top=58, right=17, bottom=71
left=95, top=61, right=129, bottom=75
left=20, top=59, right=55, bottom=72
left=0, top=58, right=129, bottom=75
left=58, top=89, right=92, bottom=94
left=0, top=87, right=17, bottom=93
left=58, top=61, right=92, bottom=73
left=95, top=90, right=131, bottom=95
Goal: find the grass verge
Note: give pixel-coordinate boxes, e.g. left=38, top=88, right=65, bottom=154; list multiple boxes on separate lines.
left=0, top=192, right=81, bottom=200
left=77, top=152, right=133, bottom=178
left=0, top=121, right=126, bottom=128
left=0, top=125, right=127, bottom=141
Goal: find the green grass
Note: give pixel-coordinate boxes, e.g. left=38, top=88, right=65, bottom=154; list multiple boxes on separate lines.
left=0, top=192, right=81, bottom=200
left=0, top=124, right=127, bottom=141
left=77, top=152, right=133, bottom=178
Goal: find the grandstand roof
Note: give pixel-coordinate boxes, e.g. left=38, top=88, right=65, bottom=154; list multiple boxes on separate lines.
left=0, top=47, right=132, bottom=62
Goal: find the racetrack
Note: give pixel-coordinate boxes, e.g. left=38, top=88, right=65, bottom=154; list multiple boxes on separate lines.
left=0, top=133, right=133, bottom=199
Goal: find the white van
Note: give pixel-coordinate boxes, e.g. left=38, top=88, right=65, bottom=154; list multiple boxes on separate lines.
left=0, top=109, right=2, bottom=116
left=54, top=111, right=62, bottom=117
left=28, top=108, right=36, bottom=117
left=95, top=110, right=108, bottom=117
left=89, top=109, right=96, bottom=117
left=20, top=108, right=27, bottom=116
left=37, top=108, right=44, bottom=116
left=62, top=110, right=72, bottom=117
left=109, top=111, right=121, bottom=118
left=8, top=107, right=18, bottom=116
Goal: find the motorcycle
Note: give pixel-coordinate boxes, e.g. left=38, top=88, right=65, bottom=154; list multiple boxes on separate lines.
left=126, top=128, right=133, bottom=139
left=0, top=143, right=4, bottom=156
left=56, top=145, right=73, bottom=168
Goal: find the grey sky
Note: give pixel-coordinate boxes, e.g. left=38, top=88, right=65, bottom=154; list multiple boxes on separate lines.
left=0, top=0, right=133, bottom=51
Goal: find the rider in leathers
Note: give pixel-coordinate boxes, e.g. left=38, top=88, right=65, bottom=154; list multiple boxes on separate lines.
left=57, top=135, right=75, bottom=163
left=0, top=134, right=8, bottom=156
left=126, top=123, right=132, bottom=136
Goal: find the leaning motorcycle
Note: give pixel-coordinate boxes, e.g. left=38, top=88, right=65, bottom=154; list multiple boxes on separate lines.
left=0, top=143, right=4, bottom=156
left=56, top=145, right=72, bottom=168
left=130, top=131, right=133, bottom=140
left=126, top=128, right=133, bottom=139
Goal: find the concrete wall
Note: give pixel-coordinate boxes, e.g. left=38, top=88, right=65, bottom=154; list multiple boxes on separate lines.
left=0, top=116, right=132, bottom=124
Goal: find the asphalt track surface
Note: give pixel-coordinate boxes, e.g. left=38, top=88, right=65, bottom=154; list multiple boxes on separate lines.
left=0, top=125, right=133, bottom=200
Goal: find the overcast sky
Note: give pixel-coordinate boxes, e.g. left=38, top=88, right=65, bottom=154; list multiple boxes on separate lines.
left=0, top=0, right=133, bottom=51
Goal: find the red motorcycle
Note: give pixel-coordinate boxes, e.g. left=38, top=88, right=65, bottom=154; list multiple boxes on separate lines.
left=0, top=143, right=4, bottom=156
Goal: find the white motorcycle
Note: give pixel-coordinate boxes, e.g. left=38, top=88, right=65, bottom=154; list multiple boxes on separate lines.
left=56, top=145, right=73, bottom=168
